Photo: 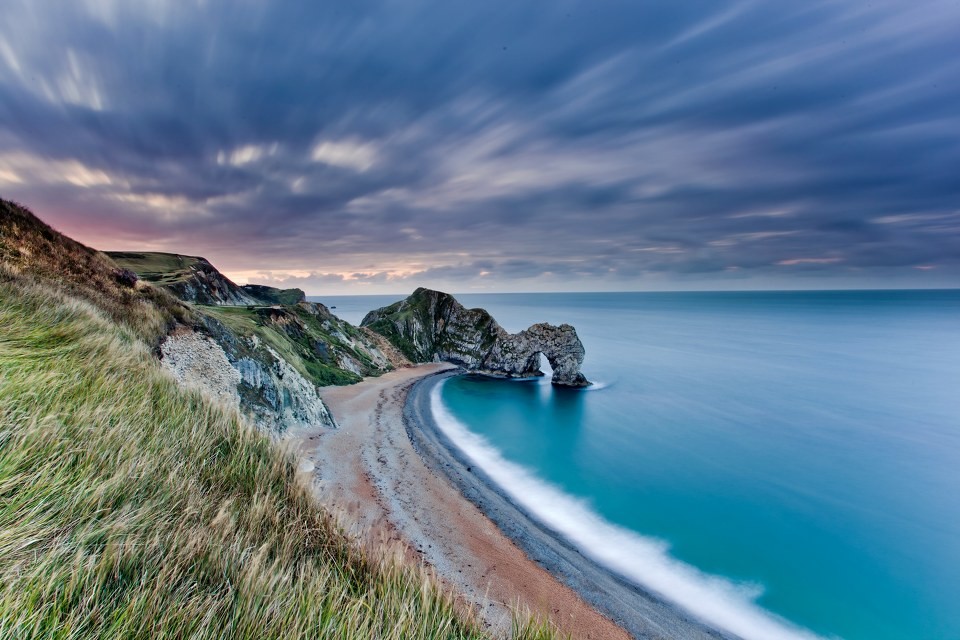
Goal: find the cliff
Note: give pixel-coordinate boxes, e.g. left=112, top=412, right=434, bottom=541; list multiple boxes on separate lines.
left=240, top=283, right=306, bottom=305
left=362, top=287, right=590, bottom=387
left=2, top=200, right=405, bottom=434
left=110, top=257, right=407, bottom=432
left=173, top=299, right=407, bottom=432
left=108, top=251, right=260, bottom=305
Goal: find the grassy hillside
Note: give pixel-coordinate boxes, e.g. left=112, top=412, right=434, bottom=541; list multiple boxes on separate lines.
left=0, top=201, right=557, bottom=639
left=107, top=251, right=203, bottom=285
left=107, top=246, right=394, bottom=386
left=0, top=279, right=476, bottom=638
left=106, top=250, right=258, bottom=306
left=0, top=200, right=191, bottom=344
left=1, top=199, right=393, bottom=437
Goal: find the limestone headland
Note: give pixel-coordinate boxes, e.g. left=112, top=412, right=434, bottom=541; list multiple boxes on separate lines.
left=361, top=287, right=590, bottom=387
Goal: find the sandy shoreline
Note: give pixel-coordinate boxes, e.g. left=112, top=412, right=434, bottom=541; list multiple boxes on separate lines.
left=290, top=364, right=731, bottom=639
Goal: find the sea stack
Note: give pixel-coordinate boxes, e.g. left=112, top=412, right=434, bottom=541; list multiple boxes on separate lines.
left=361, top=287, right=590, bottom=387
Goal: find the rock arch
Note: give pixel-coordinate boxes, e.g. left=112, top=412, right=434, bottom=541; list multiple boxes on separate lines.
left=362, top=288, right=590, bottom=387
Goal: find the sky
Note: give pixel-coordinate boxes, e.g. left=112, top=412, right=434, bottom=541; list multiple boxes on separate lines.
left=1, top=1, right=958, bottom=294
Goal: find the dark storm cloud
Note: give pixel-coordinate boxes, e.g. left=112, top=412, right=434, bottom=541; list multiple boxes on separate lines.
left=1, top=0, right=958, bottom=292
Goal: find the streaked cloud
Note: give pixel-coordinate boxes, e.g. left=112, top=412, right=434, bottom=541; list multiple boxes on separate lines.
left=311, top=139, right=379, bottom=172
left=217, top=144, right=278, bottom=167
left=0, top=0, right=957, bottom=293
left=777, top=258, right=843, bottom=266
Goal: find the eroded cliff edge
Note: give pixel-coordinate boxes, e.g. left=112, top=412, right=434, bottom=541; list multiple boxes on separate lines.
left=361, top=287, right=590, bottom=387
left=116, top=261, right=410, bottom=433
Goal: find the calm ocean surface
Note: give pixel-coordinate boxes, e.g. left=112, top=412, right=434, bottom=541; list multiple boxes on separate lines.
left=318, top=290, right=960, bottom=640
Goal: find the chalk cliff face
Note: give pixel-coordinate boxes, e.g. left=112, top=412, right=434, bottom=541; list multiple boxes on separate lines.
left=158, top=294, right=406, bottom=433
left=361, top=288, right=590, bottom=387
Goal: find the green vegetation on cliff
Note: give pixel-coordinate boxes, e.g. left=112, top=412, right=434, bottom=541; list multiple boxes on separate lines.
left=201, top=304, right=367, bottom=387
left=240, top=283, right=306, bottom=305
left=107, top=247, right=392, bottom=389
left=0, top=280, right=476, bottom=639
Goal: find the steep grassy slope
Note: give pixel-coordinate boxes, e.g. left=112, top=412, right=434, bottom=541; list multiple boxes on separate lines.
left=1, top=200, right=395, bottom=434
left=0, top=200, right=191, bottom=344
left=0, top=280, right=482, bottom=639
left=107, top=251, right=203, bottom=283
left=0, top=201, right=557, bottom=639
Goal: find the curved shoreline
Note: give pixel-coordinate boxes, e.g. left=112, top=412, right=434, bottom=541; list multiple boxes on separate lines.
left=404, top=370, right=735, bottom=640
left=303, top=364, right=633, bottom=639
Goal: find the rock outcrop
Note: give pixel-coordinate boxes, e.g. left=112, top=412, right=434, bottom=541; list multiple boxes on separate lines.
left=164, top=314, right=340, bottom=433
left=361, top=287, right=590, bottom=387
left=160, top=327, right=242, bottom=409
left=484, top=322, right=588, bottom=387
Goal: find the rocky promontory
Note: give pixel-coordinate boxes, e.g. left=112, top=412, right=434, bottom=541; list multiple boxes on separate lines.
left=361, top=287, right=590, bottom=387
left=108, top=251, right=259, bottom=306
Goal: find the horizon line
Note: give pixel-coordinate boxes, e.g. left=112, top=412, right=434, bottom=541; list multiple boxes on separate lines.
left=303, top=286, right=960, bottom=297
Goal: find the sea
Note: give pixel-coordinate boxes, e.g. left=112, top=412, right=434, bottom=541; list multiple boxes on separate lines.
left=316, top=290, right=960, bottom=640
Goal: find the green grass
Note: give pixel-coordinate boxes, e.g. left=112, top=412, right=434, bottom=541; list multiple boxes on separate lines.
left=106, top=251, right=202, bottom=284
left=240, top=285, right=305, bottom=306
left=271, top=289, right=306, bottom=305
left=0, top=276, right=560, bottom=639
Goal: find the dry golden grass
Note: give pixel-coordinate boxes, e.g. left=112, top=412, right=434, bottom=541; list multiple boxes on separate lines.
left=0, top=200, right=562, bottom=639
left=0, top=274, right=565, bottom=639
left=0, top=199, right=192, bottom=344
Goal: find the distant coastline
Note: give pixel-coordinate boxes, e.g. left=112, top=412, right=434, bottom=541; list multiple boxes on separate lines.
left=404, top=370, right=732, bottom=640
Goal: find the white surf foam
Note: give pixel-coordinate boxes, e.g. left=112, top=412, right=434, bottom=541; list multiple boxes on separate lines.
left=581, top=378, right=611, bottom=390
left=430, top=380, right=829, bottom=640
left=511, top=371, right=611, bottom=390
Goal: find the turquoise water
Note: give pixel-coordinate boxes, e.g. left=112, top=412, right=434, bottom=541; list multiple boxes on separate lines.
left=324, top=291, right=960, bottom=640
